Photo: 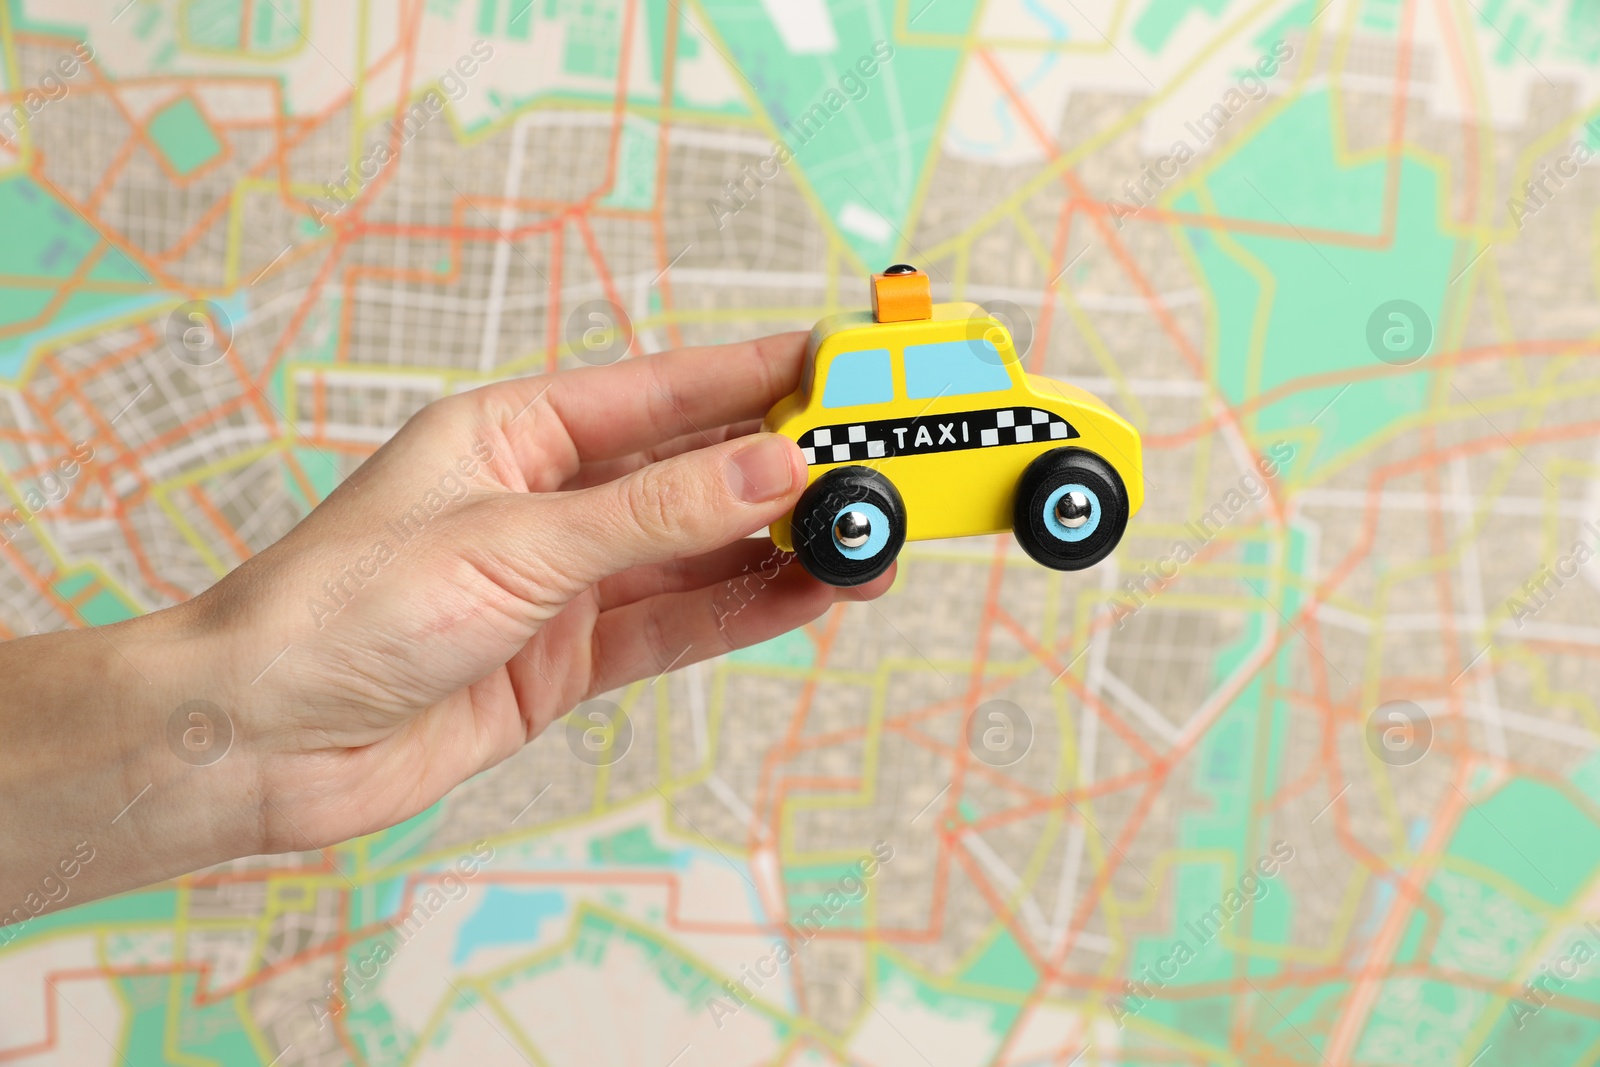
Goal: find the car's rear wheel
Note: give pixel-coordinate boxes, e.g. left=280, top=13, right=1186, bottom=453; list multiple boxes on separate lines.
left=1012, top=447, right=1128, bottom=571
left=792, top=466, right=906, bottom=587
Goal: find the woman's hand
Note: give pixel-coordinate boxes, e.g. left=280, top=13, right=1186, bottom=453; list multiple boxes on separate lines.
left=0, top=333, right=893, bottom=912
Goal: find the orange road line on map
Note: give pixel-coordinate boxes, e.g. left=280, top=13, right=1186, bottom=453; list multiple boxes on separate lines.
left=0, top=245, right=108, bottom=343
left=103, top=391, right=253, bottom=472
left=1325, top=761, right=1469, bottom=1062
left=948, top=836, right=1055, bottom=975
left=652, top=0, right=685, bottom=351
left=313, top=371, right=326, bottom=440
left=155, top=95, right=324, bottom=264
left=1378, top=0, right=1415, bottom=248
left=190, top=485, right=252, bottom=562
left=334, top=233, right=470, bottom=365
left=599, top=0, right=639, bottom=206
left=17, top=382, right=191, bottom=606
left=1142, top=338, right=1600, bottom=448
left=209, top=320, right=324, bottom=509
left=257, top=229, right=348, bottom=385
left=767, top=677, right=1063, bottom=807
left=27, top=170, right=184, bottom=291
left=752, top=609, right=842, bottom=842
left=1422, top=424, right=1468, bottom=777
left=352, top=0, right=426, bottom=217
left=996, top=609, right=1163, bottom=765
left=751, top=607, right=849, bottom=1018
left=149, top=92, right=238, bottom=188
left=1431, top=0, right=1480, bottom=225
left=974, top=49, right=1286, bottom=534
left=549, top=221, right=569, bottom=371
left=140, top=12, right=413, bottom=269
left=1027, top=195, right=1077, bottom=375
left=239, top=0, right=254, bottom=52
left=85, top=131, right=140, bottom=216
left=330, top=890, right=370, bottom=1067
left=354, top=206, right=655, bottom=240
left=1045, top=779, right=1164, bottom=971
left=69, top=46, right=174, bottom=184
left=884, top=719, right=1059, bottom=803
left=0, top=538, right=79, bottom=620
left=1094, top=960, right=1600, bottom=1020
left=930, top=540, right=1019, bottom=965
left=1072, top=197, right=1391, bottom=248
left=1313, top=418, right=1600, bottom=616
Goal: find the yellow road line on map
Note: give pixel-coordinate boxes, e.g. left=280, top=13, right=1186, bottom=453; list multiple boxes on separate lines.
left=1006, top=204, right=1151, bottom=428
left=468, top=901, right=847, bottom=1055
left=1466, top=864, right=1600, bottom=1052
left=1447, top=0, right=1502, bottom=241
left=1513, top=647, right=1600, bottom=737
left=348, top=0, right=370, bottom=175
left=0, top=301, right=178, bottom=388
left=154, top=488, right=231, bottom=577
left=892, top=0, right=1122, bottom=53
left=96, top=932, right=140, bottom=1064
left=668, top=0, right=873, bottom=277
left=237, top=990, right=276, bottom=1065
left=879, top=940, right=1041, bottom=1007
left=163, top=884, right=215, bottom=1067
left=0, top=0, right=34, bottom=173
left=1191, top=186, right=1276, bottom=435
left=175, top=0, right=303, bottom=60
left=222, top=176, right=252, bottom=290
left=920, top=0, right=1282, bottom=264
left=439, top=93, right=768, bottom=152
left=0, top=273, right=158, bottom=293
left=476, top=983, right=553, bottom=1066
left=894, top=0, right=986, bottom=274
left=1125, top=1015, right=1243, bottom=1066
left=1477, top=260, right=1535, bottom=394
left=0, top=470, right=152, bottom=613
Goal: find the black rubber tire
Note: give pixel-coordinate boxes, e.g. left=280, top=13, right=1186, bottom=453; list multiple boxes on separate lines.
left=791, top=466, right=907, bottom=587
left=1012, top=447, right=1129, bottom=571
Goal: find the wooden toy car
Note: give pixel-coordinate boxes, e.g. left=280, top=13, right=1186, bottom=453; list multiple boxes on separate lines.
left=764, top=265, right=1143, bottom=587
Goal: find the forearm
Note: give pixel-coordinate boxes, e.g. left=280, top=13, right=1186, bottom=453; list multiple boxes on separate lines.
left=0, top=603, right=263, bottom=920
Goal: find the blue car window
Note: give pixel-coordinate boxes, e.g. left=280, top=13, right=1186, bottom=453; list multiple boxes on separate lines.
left=904, top=339, right=1012, bottom=398
left=823, top=348, right=893, bottom=408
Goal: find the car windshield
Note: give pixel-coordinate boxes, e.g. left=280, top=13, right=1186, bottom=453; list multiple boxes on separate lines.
left=903, top=338, right=1012, bottom=398
left=823, top=348, right=893, bottom=407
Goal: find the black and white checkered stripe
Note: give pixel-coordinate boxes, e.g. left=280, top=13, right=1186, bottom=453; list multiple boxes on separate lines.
left=797, top=406, right=1077, bottom=466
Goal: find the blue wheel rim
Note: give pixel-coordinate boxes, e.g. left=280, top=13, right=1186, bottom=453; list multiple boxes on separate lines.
left=1042, top=483, right=1100, bottom=543
left=833, top=501, right=891, bottom=560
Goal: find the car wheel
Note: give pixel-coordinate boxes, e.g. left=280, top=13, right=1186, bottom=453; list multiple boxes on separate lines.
left=791, top=466, right=907, bottom=587
left=1012, top=447, right=1129, bottom=571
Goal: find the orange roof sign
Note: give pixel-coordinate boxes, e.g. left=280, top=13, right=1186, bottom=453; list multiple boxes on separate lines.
left=871, top=264, right=932, bottom=323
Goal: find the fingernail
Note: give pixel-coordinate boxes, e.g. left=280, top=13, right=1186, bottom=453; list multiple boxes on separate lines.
left=726, top=434, right=796, bottom=503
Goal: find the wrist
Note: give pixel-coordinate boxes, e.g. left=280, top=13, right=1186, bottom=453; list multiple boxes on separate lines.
left=0, top=601, right=266, bottom=915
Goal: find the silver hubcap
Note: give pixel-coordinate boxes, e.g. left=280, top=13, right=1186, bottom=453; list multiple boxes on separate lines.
left=834, top=510, right=872, bottom=548
left=1055, top=490, right=1092, bottom=529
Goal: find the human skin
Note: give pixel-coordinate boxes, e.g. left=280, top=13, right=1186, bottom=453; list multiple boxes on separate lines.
left=0, top=332, right=893, bottom=914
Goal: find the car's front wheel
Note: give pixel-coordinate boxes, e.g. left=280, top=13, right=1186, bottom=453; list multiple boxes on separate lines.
left=1012, top=447, right=1129, bottom=571
left=791, top=466, right=907, bottom=587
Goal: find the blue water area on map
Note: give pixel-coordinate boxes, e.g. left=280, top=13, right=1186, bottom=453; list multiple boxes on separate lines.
left=0, top=173, right=257, bottom=380
left=0, top=294, right=171, bottom=380
left=453, top=887, right=568, bottom=966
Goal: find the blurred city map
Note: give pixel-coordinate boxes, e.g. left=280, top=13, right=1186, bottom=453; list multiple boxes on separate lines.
left=4, top=0, right=1600, bottom=1064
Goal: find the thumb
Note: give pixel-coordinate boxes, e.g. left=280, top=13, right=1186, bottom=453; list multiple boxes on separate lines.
left=544, top=432, right=804, bottom=584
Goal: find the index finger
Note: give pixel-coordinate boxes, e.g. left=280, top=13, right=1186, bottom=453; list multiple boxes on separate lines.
left=491, top=331, right=808, bottom=467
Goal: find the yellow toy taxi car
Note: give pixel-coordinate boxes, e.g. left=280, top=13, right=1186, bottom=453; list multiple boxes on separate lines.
left=765, top=265, right=1143, bottom=587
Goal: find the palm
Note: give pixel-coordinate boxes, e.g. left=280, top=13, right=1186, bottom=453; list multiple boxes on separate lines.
left=239, top=334, right=893, bottom=852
